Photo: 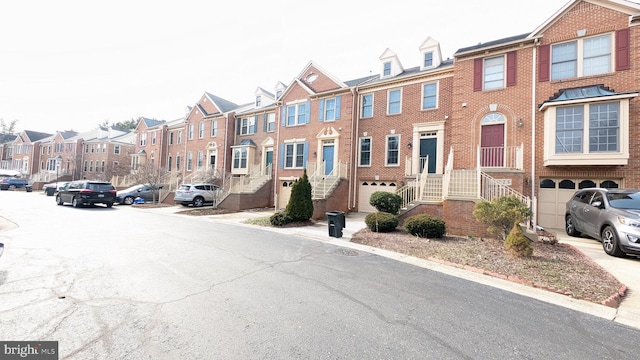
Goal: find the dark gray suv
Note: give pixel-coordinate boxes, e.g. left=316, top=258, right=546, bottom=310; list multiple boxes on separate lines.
left=565, top=188, right=640, bottom=257
left=56, top=180, right=117, bottom=208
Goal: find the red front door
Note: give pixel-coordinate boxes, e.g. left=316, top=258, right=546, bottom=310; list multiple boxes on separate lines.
left=480, top=124, right=504, bottom=167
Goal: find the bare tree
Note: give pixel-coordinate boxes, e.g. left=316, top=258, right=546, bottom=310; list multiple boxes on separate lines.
left=0, top=118, right=18, bottom=134
left=129, top=162, right=169, bottom=203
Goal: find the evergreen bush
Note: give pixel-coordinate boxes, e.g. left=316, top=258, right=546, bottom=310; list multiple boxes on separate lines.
left=364, top=212, right=399, bottom=232
left=286, top=169, right=313, bottom=221
left=369, top=191, right=402, bottom=215
left=504, top=223, right=533, bottom=257
left=404, top=214, right=446, bottom=238
left=270, top=211, right=293, bottom=227
left=473, top=196, right=532, bottom=240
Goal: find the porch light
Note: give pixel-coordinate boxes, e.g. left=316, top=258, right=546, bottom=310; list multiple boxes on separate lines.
left=517, top=118, right=524, bottom=127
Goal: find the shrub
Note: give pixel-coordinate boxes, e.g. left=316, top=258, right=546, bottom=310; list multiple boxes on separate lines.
left=364, top=212, right=399, bottom=232
left=404, top=214, right=446, bottom=238
left=504, top=223, right=533, bottom=258
left=286, top=169, right=313, bottom=221
left=369, top=191, right=402, bottom=215
left=270, top=211, right=293, bottom=227
left=473, top=196, right=533, bottom=240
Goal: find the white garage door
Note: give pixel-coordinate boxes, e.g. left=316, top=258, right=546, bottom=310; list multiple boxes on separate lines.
left=537, top=178, right=620, bottom=230
left=277, top=180, right=294, bottom=210
left=358, top=181, right=397, bottom=213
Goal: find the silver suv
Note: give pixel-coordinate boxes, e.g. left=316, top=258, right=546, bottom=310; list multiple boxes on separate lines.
left=565, top=188, right=640, bottom=257
left=173, top=183, right=221, bottom=207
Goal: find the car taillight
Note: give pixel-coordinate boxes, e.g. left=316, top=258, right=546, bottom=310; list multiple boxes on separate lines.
left=109, top=190, right=117, bottom=195
left=80, top=189, right=93, bottom=194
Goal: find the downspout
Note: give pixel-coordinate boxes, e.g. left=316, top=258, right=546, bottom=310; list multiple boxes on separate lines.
left=531, top=38, right=538, bottom=227
left=274, top=104, right=281, bottom=211
left=350, top=86, right=359, bottom=211
left=222, top=114, right=229, bottom=185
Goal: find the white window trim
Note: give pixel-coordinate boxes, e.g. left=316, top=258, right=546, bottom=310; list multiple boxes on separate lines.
left=551, top=33, right=613, bottom=80
left=360, top=93, right=374, bottom=119
left=385, top=134, right=401, bottom=167
left=542, top=97, right=633, bottom=166
left=358, top=137, right=372, bottom=167
left=421, top=81, right=439, bottom=110
left=387, top=89, right=402, bottom=115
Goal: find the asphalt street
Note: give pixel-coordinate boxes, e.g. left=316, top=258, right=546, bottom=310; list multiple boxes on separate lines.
left=1, top=190, right=640, bottom=359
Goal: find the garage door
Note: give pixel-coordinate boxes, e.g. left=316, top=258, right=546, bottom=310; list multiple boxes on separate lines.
left=537, top=178, right=620, bottom=230
left=358, top=181, right=397, bottom=213
left=277, top=180, right=294, bottom=210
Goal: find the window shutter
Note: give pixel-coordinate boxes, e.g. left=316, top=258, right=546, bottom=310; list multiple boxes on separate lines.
left=318, top=99, right=325, bottom=121
left=335, top=95, right=341, bottom=119
left=616, top=28, right=630, bottom=71
left=236, top=118, right=241, bottom=135
left=538, top=44, right=550, bottom=82
left=252, top=115, right=258, bottom=133
left=281, top=106, right=286, bottom=126
left=305, top=101, right=311, bottom=123
left=506, top=51, right=517, bottom=87
left=303, top=142, right=309, bottom=167
left=279, top=144, right=284, bottom=168
left=263, top=113, right=267, bottom=132
left=473, top=58, right=483, bottom=91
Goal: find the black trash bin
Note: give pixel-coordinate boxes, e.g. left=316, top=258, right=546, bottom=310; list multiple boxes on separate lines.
left=45, top=187, right=56, bottom=196
left=326, top=211, right=346, bottom=238
left=25, top=185, right=32, bottom=192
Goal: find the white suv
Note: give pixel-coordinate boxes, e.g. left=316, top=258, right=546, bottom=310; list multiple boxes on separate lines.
left=173, top=183, right=221, bottom=207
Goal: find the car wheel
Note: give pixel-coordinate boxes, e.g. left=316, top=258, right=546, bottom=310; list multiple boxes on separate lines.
left=56, top=194, right=63, bottom=206
left=72, top=197, right=81, bottom=208
left=8, top=185, right=16, bottom=191
left=193, top=197, right=204, bottom=207
left=106, top=202, right=113, bottom=208
left=123, top=196, right=134, bottom=205
left=602, top=226, right=625, bottom=257
left=565, top=215, right=580, bottom=237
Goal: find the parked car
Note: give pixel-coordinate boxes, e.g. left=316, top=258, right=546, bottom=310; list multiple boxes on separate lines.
left=42, top=181, right=70, bottom=192
left=174, top=183, right=221, bottom=207
left=55, top=180, right=117, bottom=208
left=116, top=184, right=164, bottom=205
left=0, top=177, right=30, bottom=190
left=565, top=188, right=640, bottom=257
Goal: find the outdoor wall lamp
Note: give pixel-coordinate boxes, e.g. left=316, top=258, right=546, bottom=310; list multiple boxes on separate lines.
left=407, top=143, right=412, bottom=149
left=517, top=118, right=524, bottom=127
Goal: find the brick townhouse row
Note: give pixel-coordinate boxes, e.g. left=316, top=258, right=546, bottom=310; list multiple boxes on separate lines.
left=2, top=0, right=639, bottom=236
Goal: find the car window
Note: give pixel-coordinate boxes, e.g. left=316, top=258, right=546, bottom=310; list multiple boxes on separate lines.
left=607, top=192, right=640, bottom=210
left=88, top=183, right=114, bottom=191
left=590, top=192, right=604, bottom=206
left=574, top=191, right=593, bottom=204
left=195, top=185, right=205, bottom=190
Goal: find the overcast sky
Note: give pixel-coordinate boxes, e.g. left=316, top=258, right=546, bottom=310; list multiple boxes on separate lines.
left=0, top=0, right=567, bottom=134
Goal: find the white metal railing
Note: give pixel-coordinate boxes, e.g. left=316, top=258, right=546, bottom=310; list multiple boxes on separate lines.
left=480, top=171, right=531, bottom=207
left=228, top=163, right=271, bottom=193
left=308, top=161, right=347, bottom=199
left=478, top=143, right=523, bottom=170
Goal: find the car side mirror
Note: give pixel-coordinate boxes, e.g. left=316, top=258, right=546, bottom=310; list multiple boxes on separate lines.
left=592, top=201, right=602, bottom=208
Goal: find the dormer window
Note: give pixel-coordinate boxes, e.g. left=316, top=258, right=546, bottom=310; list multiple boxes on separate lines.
left=424, top=52, right=433, bottom=67
left=383, top=62, right=391, bottom=76
left=276, top=90, right=282, bottom=98
left=256, top=95, right=262, bottom=107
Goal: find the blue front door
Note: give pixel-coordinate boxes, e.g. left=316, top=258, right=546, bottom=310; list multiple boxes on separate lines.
left=323, top=145, right=334, bottom=175
left=420, top=138, right=437, bottom=173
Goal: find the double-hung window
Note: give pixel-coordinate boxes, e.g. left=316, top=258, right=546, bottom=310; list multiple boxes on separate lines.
left=555, top=102, right=619, bottom=154
left=361, top=94, right=373, bottom=118
left=387, top=89, right=401, bottom=115
left=424, top=52, right=433, bottom=67
left=169, top=132, right=174, bottom=145
left=197, top=151, right=203, bottom=168
left=359, top=138, right=371, bottom=166
left=187, top=152, right=193, bottom=171
left=552, top=34, right=611, bottom=80
left=233, top=148, right=248, bottom=169
left=284, top=143, right=305, bottom=169
left=383, top=62, right=391, bottom=76
left=422, top=83, right=437, bottom=110
left=199, top=122, right=205, bottom=138
left=484, top=55, right=505, bottom=90
left=114, top=145, right=120, bottom=154
left=319, top=97, right=339, bottom=121
left=188, top=124, right=194, bottom=140
left=386, top=135, right=399, bottom=166
left=211, top=120, right=218, bottom=137
left=266, top=113, right=275, bottom=132
left=284, top=102, right=309, bottom=126
left=140, top=133, right=147, bottom=146
left=240, top=117, right=256, bottom=135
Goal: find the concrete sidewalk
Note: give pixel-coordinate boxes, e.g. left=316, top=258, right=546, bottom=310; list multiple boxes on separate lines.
left=147, top=206, right=640, bottom=330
